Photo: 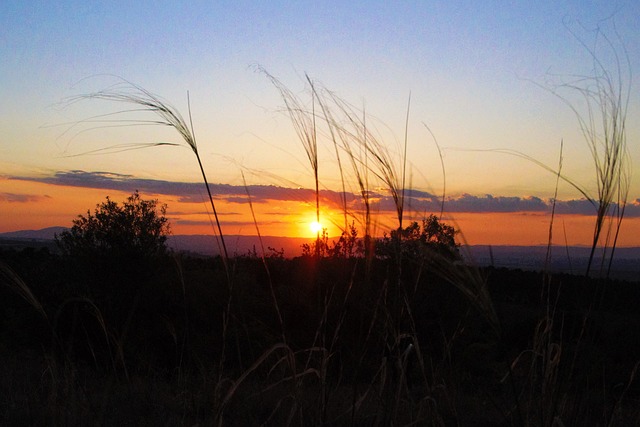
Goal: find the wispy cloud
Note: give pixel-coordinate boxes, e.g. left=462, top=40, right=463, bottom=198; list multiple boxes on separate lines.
left=0, top=192, right=50, bottom=203
left=8, top=170, right=640, bottom=217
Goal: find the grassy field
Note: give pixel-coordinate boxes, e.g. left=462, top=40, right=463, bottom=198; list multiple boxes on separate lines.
left=3, top=39, right=634, bottom=424
left=1, top=244, right=639, bottom=426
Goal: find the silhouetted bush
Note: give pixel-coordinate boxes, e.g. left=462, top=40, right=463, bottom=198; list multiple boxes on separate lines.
left=376, top=214, right=461, bottom=262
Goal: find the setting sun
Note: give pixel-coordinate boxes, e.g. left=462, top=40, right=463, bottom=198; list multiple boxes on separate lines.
left=310, top=221, right=323, bottom=234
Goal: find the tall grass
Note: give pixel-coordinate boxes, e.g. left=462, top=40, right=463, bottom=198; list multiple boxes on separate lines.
left=261, top=71, right=500, bottom=328
left=256, top=74, right=508, bottom=424
left=64, top=79, right=252, bottom=422
left=312, top=89, right=376, bottom=259
left=258, top=69, right=322, bottom=258
left=442, top=26, right=632, bottom=280
left=66, top=78, right=230, bottom=277
left=15, top=52, right=631, bottom=424
left=545, top=26, right=631, bottom=277
left=0, top=261, right=48, bottom=322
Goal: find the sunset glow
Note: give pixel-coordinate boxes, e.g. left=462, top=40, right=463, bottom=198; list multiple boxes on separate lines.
left=310, top=221, right=323, bottom=235
left=3, top=174, right=640, bottom=250
left=0, top=2, right=638, bottom=251
left=4, top=5, right=640, bottom=424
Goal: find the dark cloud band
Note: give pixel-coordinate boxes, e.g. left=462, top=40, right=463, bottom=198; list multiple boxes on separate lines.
left=7, top=170, right=639, bottom=217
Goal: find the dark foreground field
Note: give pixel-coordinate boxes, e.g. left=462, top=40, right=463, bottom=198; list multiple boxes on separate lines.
left=1, top=246, right=639, bottom=426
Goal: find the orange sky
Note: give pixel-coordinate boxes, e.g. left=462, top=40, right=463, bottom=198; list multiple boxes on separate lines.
left=2, top=176, right=639, bottom=248
left=449, top=212, right=640, bottom=247
left=2, top=3, right=639, bottom=256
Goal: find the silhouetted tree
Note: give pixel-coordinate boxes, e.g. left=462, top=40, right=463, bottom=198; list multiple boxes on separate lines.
left=301, top=228, right=330, bottom=258
left=328, top=221, right=360, bottom=258
left=54, top=192, right=179, bottom=370
left=377, top=214, right=460, bottom=261
left=56, top=190, right=169, bottom=265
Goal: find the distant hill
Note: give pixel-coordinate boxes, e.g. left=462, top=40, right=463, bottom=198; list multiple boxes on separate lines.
left=0, top=226, right=68, bottom=240
left=0, top=227, right=310, bottom=258
left=167, top=234, right=310, bottom=257
left=466, top=245, right=640, bottom=281
left=1, top=227, right=639, bottom=280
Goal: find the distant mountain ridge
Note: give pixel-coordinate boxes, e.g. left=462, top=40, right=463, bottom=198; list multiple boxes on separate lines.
left=0, top=226, right=68, bottom=240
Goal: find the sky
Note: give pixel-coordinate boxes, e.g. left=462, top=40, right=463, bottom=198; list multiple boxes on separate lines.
left=1, top=1, right=640, bottom=248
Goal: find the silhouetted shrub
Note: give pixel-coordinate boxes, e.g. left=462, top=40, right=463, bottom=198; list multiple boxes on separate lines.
left=376, top=214, right=461, bottom=262
left=56, top=191, right=169, bottom=265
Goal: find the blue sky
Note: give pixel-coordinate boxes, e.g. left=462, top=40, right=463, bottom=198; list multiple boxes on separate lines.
left=1, top=1, right=639, bottom=243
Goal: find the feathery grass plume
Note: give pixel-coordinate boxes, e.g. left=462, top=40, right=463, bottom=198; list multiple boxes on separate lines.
left=306, top=83, right=349, bottom=231
left=259, top=69, right=322, bottom=257
left=312, top=87, right=416, bottom=374
left=317, top=85, right=407, bottom=245
left=360, top=116, right=406, bottom=232
left=544, top=24, right=631, bottom=277
left=295, top=87, right=414, bottom=421
left=340, top=94, right=411, bottom=233
left=315, top=90, right=376, bottom=258
left=68, top=78, right=230, bottom=277
left=369, top=96, right=411, bottom=354
left=0, top=261, right=48, bottom=322
left=447, top=24, right=631, bottom=279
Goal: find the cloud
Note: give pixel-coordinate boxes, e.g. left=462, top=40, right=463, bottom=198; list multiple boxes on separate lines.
left=173, top=219, right=259, bottom=227
left=14, top=170, right=205, bottom=199
left=0, top=192, right=50, bottom=203
left=375, top=192, right=640, bottom=217
left=10, top=170, right=345, bottom=206
left=447, top=194, right=548, bottom=213
left=619, top=199, right=640, bottom=217
left=8, top=170, right=639, bottom=217
left=175, top=219, right=287, bottom=228
left=172, top=219, right=218, bottom=227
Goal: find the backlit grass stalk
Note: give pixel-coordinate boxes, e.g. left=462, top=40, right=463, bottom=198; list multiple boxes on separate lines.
left=272, top=77, right=502, bottom=360
left=73, top=80, right=239, bottom=416
left=241, top=172, right=287, bottom=345
left=260, top=69, right=321, bottom=258
left=400, top=94, right=411, bottom=230
left=309, top=83, right=350, bottom=232
left=319, top=88, right=407, bottom=252
left=545, top=140, right=564, bottom=273
left=362, top=119, right=406, bottom=232
left=547, top=27, right=631, bottom=277
left=423, top=122, right=447, bottom=219
left=606, top=169, right=630, bottom=276
left=311, top=89, right=417, bottom=388
left=0, top=261, right=48, bottom=322
left=72, top=80, right=230, bottom=277
left=254, top=75, right=501, bottom=421
left=318, top=91, right=375, bottom=259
